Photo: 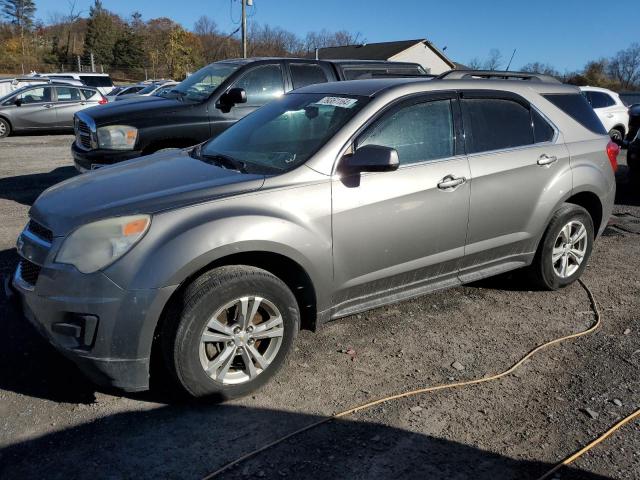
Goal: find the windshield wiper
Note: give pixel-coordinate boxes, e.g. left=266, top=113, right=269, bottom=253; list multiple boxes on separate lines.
left=192, top=146, right=248, bottom=173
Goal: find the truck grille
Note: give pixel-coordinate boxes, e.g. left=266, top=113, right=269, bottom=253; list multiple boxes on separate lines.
left=27, top=220, right=53, bottom=243
left=76, top=118, right=93, bottom=149
left=19, top=258, right=42, bottom=286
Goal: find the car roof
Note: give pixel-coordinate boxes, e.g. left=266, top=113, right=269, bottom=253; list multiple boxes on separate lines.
left=293, top=77, right=580, bottom=98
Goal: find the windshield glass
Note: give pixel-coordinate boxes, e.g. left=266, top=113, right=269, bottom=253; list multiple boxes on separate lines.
left=138, top=83, right=160, bottom=95
left=199, top=93, right=369, bottom=174
left=162, top=63, right=240, bottom=102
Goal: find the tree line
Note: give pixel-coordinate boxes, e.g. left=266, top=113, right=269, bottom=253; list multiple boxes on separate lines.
left=0, top=0, right=361, bottom=80
left=1, top=0, right=639, bottom=91
left=469, top=45, right=640, bottom=91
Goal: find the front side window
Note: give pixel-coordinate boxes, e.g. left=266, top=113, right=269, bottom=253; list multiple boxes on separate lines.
left=461, top=98, right=533, bottom=154
left=16, top=86, right=52, bottom=104
left=199, top=93, right=368, bottom=173
left=290, top=63, right=329, bottom=89
left=234, top=64, right=285, bottom=107
left=55, top=87, right=81, bottom=102
left=358, top=99, right=454, bottom=165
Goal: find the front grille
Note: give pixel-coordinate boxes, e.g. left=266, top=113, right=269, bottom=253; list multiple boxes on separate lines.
left=19, top=258, right=41, bottom=286
left=76, top=119, right=93, bottom=149
left=27, top=220, right=53, bottom=243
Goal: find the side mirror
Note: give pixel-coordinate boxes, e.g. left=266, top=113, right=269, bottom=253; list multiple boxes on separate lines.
left=217, top=87, right=247, bottom=113
left=340, top=145, right=399, bottom=174
left=14, top=98, right=22, bottom=107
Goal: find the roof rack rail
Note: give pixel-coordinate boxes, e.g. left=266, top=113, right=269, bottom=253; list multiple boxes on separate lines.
left=437, top=69, right=561, bottom=84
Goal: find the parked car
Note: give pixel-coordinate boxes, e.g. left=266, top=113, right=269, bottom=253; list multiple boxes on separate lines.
left=42, top=72, right=114, bottom=95
left=0, top=76, right=83, bottom=99
left=622, top=104, right=640, bottom=174
left=71, top=58, right=428, bottom=171
left=580, top=86, right=629, bottom=141
left=114, top=81, right=179, bottom=101
left=0, top=85, right=106, bottom=137
left=619, top=91, right=640, bottom=107
left=105, top=84, right=146, bottom=102
left=13, top=72, right=616, bottom=399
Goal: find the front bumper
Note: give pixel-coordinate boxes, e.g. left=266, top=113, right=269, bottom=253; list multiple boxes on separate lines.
left=11, top=255, right=176, bottom=392
left=72, top=142, right=143, bottom=173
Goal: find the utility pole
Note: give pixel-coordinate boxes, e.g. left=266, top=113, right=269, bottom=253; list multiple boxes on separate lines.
left=90, top=52, right=96, bottom=72
left=241, top=0, right=247, bottom=59
left=77, top=55, right=81, bottom=72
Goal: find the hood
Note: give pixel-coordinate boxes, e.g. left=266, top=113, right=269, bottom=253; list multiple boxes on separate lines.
left=84, top=95, right=187, bottom=124
left=30, top=150, right=265, bottom=236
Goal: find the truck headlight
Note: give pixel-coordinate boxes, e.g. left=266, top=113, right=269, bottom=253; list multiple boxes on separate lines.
left=56, top=215, right=150, bottom=273
left=97, top=125, right=138, bottom=150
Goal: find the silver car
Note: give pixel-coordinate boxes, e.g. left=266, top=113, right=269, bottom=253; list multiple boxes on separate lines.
left=12, top=72, right=617, bottom=399
left=0, top=84, right=106, bottom=137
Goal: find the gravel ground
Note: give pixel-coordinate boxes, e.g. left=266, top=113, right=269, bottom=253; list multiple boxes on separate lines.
left=0, top=135, right=638, bottom=480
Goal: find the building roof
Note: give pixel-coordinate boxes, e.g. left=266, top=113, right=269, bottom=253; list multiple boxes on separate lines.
left=315, top=39, right=455, bottom=68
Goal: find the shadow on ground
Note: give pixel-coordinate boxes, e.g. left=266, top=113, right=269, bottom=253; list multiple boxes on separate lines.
left=0, top=166, right=76, bottom=206
left=0, top=401, right=613, bottom=480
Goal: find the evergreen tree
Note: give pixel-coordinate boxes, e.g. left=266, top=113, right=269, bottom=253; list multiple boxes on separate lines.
left=83, top=0, right=119, bottom=68
left=113, top=25, right=144, bottom=70
left=1, top=0, right=36, bottom=72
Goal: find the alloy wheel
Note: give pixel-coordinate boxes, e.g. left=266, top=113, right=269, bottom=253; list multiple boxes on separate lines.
left=552, top=220, right=587, bottom=278
left=199, top=296, right=284, bottom=385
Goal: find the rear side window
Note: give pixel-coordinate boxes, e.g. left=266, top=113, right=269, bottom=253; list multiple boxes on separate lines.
left=358, top=99, right=455, bottom=165
left=290, top=64, right=329, bottom=89
left=588, top=91, right=616, bottom=108
left=532, top=109, right=555, bottom=143
left=461, top=98, right=533, bottom=153
left=79, top=76, right=114, bottom=88
left=80, top=88, right=100, bottom=100
left=543, top=94, right=606, bottom=134
left=55, top=87, right=81, bottom=101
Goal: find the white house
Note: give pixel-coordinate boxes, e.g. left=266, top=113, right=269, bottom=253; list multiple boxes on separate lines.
left=315, top=39, right=455, bottom=75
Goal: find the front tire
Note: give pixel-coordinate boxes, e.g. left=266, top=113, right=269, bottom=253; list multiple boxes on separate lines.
left=163, top=266, right=299, bottom=400
left=528, top=204, right=594, bottom=290
left=0, top=118, right=10, bottom=138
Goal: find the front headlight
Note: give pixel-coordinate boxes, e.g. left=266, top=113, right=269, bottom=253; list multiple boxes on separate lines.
left=97, top=125, right=138, bottom=150
left=56, top=215, right=150, bottom=273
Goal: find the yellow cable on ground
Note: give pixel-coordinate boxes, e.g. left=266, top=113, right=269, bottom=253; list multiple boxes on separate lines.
left=537, top=407, right=640, bottom=480
left=203, top=279, right=610, bottom=479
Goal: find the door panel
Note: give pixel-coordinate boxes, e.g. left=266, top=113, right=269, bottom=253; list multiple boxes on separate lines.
left=53, top=87, right=83, bottom=128
left=459, top=93, right=572, bottom=276
left=331, top=94, right=470, bottom=313
left=11, top=86, right=56, bottom=129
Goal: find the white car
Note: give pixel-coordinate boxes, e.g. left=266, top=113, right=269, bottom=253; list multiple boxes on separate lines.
left=580, top=86, right=629, bottom=141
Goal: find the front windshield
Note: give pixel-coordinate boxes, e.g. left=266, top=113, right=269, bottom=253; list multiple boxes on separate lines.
left=199, top=93, right=369, bottom=174
left=161, top=63, right=240, bottom=102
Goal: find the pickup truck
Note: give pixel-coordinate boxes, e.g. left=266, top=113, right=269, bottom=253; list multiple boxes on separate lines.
left=71, top=57, right=429, bottom=171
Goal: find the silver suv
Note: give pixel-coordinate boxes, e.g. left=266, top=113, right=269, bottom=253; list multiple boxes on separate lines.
left=12, top=71, right=617, bottom=399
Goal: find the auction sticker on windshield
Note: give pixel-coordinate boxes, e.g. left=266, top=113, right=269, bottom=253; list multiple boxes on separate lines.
left=314, top=96, right=358, bottom=108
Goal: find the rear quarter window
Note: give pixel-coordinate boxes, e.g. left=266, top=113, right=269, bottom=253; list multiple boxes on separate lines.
left=543, top=94, right=606, bottom=135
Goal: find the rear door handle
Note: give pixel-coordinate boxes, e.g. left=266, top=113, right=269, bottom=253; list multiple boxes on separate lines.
left=537, top=154, right=558, bottom=166
left=437, top=175, right=466, bottom=190
left=43, top=104, right=53, bottom=108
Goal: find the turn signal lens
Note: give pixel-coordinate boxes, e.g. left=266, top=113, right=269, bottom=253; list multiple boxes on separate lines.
left=123, top=218, right=149, bottom=236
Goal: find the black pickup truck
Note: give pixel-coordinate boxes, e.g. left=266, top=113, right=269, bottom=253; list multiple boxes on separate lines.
left=72, top=57, right=428, bottom=171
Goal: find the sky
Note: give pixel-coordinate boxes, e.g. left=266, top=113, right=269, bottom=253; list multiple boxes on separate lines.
left=33, top=0, right=638, bottom=72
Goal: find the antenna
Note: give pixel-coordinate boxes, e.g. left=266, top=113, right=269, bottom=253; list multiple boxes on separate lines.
left=505, top=48, right=517, bottom=71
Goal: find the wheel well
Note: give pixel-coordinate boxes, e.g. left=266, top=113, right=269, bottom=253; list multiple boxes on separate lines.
left=0, top=115, right=11, bottom=128
left=565, top=191, right=603, bottom=234
left=142, top=138, right=199, bottom=154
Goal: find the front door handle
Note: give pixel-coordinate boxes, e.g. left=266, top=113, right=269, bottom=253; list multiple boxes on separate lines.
left=437, top=175, right=466, bottom=190
left=537, top=154, right=558, bottom=166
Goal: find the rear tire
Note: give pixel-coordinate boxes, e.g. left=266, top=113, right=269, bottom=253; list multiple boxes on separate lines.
left=528, top=204, right=594, bottom=290
left=162, top=265, right=299, bottom=400
left=0, top=118, right=10, bottom=138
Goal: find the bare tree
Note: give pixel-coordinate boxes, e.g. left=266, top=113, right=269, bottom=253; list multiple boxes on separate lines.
left=467, top=57, right=483, bottom=70
left=302, top=29, right=363, bottom=55
left=484, top=49, right=502, bottom=70
left=607, top=43, right=640, bottom=90
left=520, top=62, right=560, bottom=77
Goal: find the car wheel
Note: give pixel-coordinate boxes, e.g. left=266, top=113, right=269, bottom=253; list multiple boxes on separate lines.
left=528, top=204, right=594, bottom=290
left=609, top=128, right=624, bottom=142
left=0, top=118, right=10, bottom=138
left=164, top=265, right=299, bottom=400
